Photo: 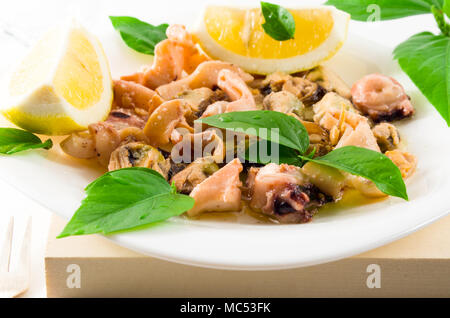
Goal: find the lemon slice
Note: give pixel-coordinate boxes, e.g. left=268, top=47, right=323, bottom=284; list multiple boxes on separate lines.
left=1, top=21, right=113, bottom=135
left=194, top=5, right=350, bottom=75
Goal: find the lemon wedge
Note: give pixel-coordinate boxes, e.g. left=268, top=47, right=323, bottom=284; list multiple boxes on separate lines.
left=194, top=5, right=350, bottom=75
left=1, top=21, right=113, bottom=135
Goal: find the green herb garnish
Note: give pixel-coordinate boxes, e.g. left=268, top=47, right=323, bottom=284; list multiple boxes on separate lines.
left=0, top=128, right=52, bottom=154
left=197, top=111, right=408, bottom=200
left=260, top=1, right=296, bottom=41
left=444, top=0, right=450, bottom=17
left=58, top=168, right=194, bottom=238
left=110, top=16, right=168, bottom=55
left=325, top=0, right=439, bottom=21
left=393, top=32, right=450, bottom=125
left=199, top=110, right=309, bottom=154
left=325, top=0, right=450, bottom=126
left=246, top=140, right=305, bottom=167
left=299, top=146, right=407, bottom=200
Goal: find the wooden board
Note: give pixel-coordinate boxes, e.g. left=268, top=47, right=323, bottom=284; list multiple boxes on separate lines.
left=45, top=214, right=450, bottom=297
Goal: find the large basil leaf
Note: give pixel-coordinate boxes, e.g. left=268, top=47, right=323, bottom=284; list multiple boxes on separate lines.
left=197, top=111, right=310, bottom=154
left=110, top=16, right=168, bottom=55
left=393, top=32, right=450, bottom=126
left=58, top=168, right=194, bottom=238
left=444, top=0, right=450, bottom=16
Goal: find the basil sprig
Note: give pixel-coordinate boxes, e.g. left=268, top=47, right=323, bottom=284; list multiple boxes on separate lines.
left=197, top=111, right=408, bottom=200
left=260, top=2, right=296, bottom=41
left=58, top=168, right=194, bottom=238
left=0, top=128, right=52, bottom=154
left=325, top=0, right=450, bottom=126
left=110, top=16, right=168, bottom=55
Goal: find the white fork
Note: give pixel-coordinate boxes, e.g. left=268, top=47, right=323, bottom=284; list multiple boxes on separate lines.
left=0, top=217, right=31, bottom=298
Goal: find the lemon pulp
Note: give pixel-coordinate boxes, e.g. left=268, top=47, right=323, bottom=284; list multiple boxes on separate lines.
left=204, top=7, right=334, bottom=59
left=53, top=29, right=103, bottom=110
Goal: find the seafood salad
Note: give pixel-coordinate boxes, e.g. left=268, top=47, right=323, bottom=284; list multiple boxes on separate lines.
left=59, top=24, right=417, bottom=224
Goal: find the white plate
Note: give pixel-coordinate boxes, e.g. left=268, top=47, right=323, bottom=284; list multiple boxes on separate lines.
left=1, top=12, right=450, bottom=270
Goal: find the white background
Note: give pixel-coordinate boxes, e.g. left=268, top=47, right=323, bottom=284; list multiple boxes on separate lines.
left=0, top=0, right=442, bottom=297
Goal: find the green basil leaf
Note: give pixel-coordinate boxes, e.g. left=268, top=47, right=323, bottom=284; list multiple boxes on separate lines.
left=325, top=0, right=439, bottom=21
left=58, top=168, right=194, bottom=238
left=300, top=146, right=408, bottom=200
left=246, top=140, right=303, bottom=166
left=0, top=128, right=52, bottom=154
left=444, top=0, right=450, bottom=16
left=393, top=32, right=450, bottom=125
left=260, top=1, right=295, bottom=41
left=197, top=111, right=309, bottom=154
left=110, top=16, right=168, bottom=55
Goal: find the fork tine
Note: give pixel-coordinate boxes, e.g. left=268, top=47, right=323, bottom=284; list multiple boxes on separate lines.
left=0, top=217, right=14, bottom=272
left=17, top=217, right=31, bottom=274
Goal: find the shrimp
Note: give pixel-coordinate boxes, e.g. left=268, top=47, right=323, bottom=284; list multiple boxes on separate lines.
left=156, top=61, right=253, bottom=100
left=201, top=69, right=258, bottom=117
left=121, top=25, right=209, bottom=89
left=351, top=73, right=414, bottom=122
